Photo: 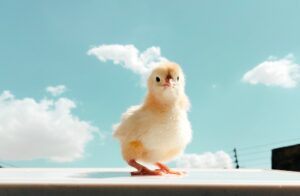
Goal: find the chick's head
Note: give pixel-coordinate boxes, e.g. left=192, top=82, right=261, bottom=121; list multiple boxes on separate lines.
left=147, top=62, right=185, bottom=102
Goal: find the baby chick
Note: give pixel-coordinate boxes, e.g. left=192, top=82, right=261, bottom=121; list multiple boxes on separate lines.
left=113, top=62, right=192, bottom=176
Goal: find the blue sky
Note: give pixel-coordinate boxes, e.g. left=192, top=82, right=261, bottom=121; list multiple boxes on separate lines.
left=1, top=0, right=300, bottom=168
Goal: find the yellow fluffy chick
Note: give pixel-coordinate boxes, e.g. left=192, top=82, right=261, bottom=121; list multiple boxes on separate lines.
left=113, top=62, right=192, bottom=176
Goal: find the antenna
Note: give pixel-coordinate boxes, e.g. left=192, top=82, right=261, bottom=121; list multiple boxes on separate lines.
left=233, top=148, right=239, bottom=169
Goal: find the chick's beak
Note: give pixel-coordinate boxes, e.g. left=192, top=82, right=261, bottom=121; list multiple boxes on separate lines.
left=163, top=74, right=173, bottom=87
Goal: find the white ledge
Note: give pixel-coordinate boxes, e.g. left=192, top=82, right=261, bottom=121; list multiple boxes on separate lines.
left=0, top=168, right=300, bottom=195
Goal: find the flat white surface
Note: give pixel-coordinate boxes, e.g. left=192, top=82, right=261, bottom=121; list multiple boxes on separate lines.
left=0, top=168, right=300, bottom=186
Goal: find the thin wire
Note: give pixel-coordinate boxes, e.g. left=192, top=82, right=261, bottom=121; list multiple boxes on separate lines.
left=239, top=156, right=268, bottom=163
left=238, top=149, right=270, bottom=157
left=244, top=165, right=269, bottom=169
left=243, top=163, right=270, bottom=169
left=237, top=137, right=300, bottom=152
left=245, top=161, right=270, bottom=166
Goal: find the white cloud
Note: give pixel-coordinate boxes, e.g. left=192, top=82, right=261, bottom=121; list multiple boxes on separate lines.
left=87, top=44, right=168, bottom=82
left=242, top=54, right=300, bottom=88
left=46, top=85, right=66, bottom=96
left=0, top=90, right=99, bottom=162
left=176, top=151, right=233, bottom=169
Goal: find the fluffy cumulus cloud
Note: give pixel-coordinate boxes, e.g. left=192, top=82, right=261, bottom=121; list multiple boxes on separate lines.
left=46, top=85, right=66, bottom=96
left=0, top=90, right=98, bottom=162
left=87, top=44, right=168, bottom=82
left=242, top=54, right=300, bottom=88
left=176, top=151, right=233, bottom=169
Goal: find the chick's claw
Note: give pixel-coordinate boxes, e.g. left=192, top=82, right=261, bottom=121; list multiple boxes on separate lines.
left=131, top=168, right=163, bottom=176
left=155, top=169, right=185, bottom=175
left=156, top=162, right=186, bottom=175
left=128, top=159, right=163, bottom=176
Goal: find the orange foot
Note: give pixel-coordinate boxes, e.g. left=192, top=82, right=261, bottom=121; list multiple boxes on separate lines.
left=156, top=162, right=185, bottom=175
left=128, top=159, right=163, bottom=176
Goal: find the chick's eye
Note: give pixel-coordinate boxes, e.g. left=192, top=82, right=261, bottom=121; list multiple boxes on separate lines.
left=156, top=76, right=160, bottom=82
left=177, top=76, right=179, bottom=81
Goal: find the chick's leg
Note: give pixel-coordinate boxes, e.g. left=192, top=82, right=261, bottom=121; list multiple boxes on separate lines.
left=128, top=159, right=162, bottom=176
left=156, top=162, right=185, bottom=175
